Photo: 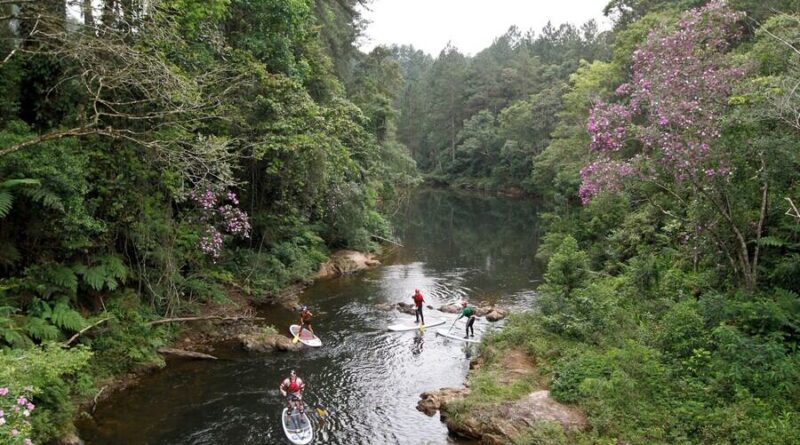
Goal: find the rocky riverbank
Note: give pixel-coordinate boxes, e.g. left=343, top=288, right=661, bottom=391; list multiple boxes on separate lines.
left=417, top=348, right=586, bottom=444
left=70, top=249, right=381, bottom=444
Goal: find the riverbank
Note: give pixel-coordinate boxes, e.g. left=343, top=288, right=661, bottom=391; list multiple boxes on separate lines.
left=419, top=315, right=588, bottom=445
left=63, top=249, right=382, bottom=445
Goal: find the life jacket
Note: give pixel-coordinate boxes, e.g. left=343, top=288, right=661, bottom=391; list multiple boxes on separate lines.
left=413, top=292, right=424, bottom=307
left=287, top=376, right=301, bottom=393
left=300, top=310, right=312, bottom=322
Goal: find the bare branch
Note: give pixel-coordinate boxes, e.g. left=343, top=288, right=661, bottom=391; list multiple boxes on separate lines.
left=63, top=317, right=112, bottom=347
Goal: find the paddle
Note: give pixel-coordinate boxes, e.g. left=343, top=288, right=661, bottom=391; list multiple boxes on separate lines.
left=315, top=405, right=328, bottom=418
left=447, top=317, right=459, bottom=335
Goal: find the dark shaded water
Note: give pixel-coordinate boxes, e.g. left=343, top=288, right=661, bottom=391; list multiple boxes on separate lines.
left=79, top=189, right=543, bottom=445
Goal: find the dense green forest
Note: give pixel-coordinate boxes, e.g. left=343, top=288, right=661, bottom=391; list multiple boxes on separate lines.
left=439, top=1, right=800, bottom=444
left=2, top=0, right=800, bottom=443
left=0, top=0, right=415, bottom=442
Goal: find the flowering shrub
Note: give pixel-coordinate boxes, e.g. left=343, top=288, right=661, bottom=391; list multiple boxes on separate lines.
left=581, top=1, right=748, bottom=203
left=0, top=386, right=35, bottom=445
left=189, top=187, right=251, bottom=258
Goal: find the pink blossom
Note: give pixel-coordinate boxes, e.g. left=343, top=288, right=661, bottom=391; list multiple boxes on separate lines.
left=0, top=387, right=8, bottom=396
left=580, top=1, right=749, bottom=203
left=26, top=403, right=34, bottom=411
left=16, top=396, right=27, bottom=406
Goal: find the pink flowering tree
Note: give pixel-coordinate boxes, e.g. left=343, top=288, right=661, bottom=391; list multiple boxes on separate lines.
left=0, top=386, right=35, bottom=445
left=189, top=186, right=251, bottom=259
left=580, top=2, right=769, bottom=288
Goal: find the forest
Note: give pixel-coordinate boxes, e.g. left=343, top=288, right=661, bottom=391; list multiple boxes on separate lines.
left=1, top=0, right=800, bottom=444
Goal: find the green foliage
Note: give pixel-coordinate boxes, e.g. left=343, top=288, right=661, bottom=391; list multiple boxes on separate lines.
left=0, top=344, right=93, bottom=442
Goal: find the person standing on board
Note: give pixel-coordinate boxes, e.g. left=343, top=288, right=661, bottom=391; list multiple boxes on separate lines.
left=457, top=300, right=476, bottom=338
left=412, top=289, right=426, bottom=325
left=280, top=370, right=306, bottom=416
left=297, top=305, right=314, bottom=338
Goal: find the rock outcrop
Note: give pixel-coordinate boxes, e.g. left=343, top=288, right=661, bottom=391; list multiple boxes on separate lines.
left=444, top=390, right=586, bottom=444
left=316, top=250, right=381, bottom=279
left=416, top=387, right=470, bottom=416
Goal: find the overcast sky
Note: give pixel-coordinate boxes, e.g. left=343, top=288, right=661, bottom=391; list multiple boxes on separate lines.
left=358, top=0, right=611, bottom=56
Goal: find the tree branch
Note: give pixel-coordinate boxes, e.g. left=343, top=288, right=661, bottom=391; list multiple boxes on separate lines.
left=63, top=317, right=112, bottom=347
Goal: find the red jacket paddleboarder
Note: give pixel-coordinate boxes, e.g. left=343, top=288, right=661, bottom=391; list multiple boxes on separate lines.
left=412, top=289, right=425, bottom=325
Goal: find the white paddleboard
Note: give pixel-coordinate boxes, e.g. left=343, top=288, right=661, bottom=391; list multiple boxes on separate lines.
left=289, top=325, right=322, bottom=347
left=436, top=329, right=480, bottom=344
left=387, top=319, right=445, bottom=332
left=281, top=407, right=313, bottom=445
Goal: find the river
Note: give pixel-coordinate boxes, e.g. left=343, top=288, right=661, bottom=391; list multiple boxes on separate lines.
left=79, top=188, right=543, bottom=445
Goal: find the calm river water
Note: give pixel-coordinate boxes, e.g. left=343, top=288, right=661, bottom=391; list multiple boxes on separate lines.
left=79, top=189, right=543, bottom=445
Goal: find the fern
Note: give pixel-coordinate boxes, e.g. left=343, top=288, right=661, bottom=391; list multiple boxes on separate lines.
left=19, top=186, right=64, bottom=211
left=41, top=266, right=78, bottom=296
left=758, top=236, right=787, bottom=248
left=83, top=266, right=106, bottom=291
left=0, top=178, right=42, bottom=218
left=0, top=191, right=12, bottom=218
left=51, top=300, right=86, bottom=332
left=75, top=256, right=128, bottom=292
left=24, top=316, right=61, bottom=341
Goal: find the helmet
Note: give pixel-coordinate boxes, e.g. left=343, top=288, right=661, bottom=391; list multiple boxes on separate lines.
left=461, top=300, right=468, bottom=307
left=301, top=305, right=308, bottom=311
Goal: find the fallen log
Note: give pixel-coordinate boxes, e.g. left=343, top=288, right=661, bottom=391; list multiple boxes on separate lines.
left=156, top=348, right=218, bottom=360
left=146, top=315, right=264, bottom=326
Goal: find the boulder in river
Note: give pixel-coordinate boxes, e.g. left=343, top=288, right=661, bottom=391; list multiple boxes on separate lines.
left=438, top=304, right=461, bottom=314
left=416, top=387, right=470, bottom=416
left=438, top=304, right=508, bottom=321
left=396, top=302, right=417, bottom=315
left=238, top=330, right=302, bottom=352
left=375, top=303, right=394, bottom=311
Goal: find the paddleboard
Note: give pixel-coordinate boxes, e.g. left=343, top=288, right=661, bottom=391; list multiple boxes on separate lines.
left=436, top=329, right=480, bottom=344
left=281, top=407, right=314, bottom=445
left=387, top=319, right=445, bottom=332
left=289, top=325, right=322, bottom=347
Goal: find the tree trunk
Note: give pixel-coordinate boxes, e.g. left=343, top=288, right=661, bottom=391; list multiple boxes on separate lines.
left=82, top=0, right=94, bottom=26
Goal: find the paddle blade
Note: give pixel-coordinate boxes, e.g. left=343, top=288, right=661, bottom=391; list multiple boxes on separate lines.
left=316, top=406, right=328, bottom=418
left=292, top=335, right=300, bottom=344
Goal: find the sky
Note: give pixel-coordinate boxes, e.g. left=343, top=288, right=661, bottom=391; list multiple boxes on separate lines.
left=358, top=0, right=611, bottom=56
